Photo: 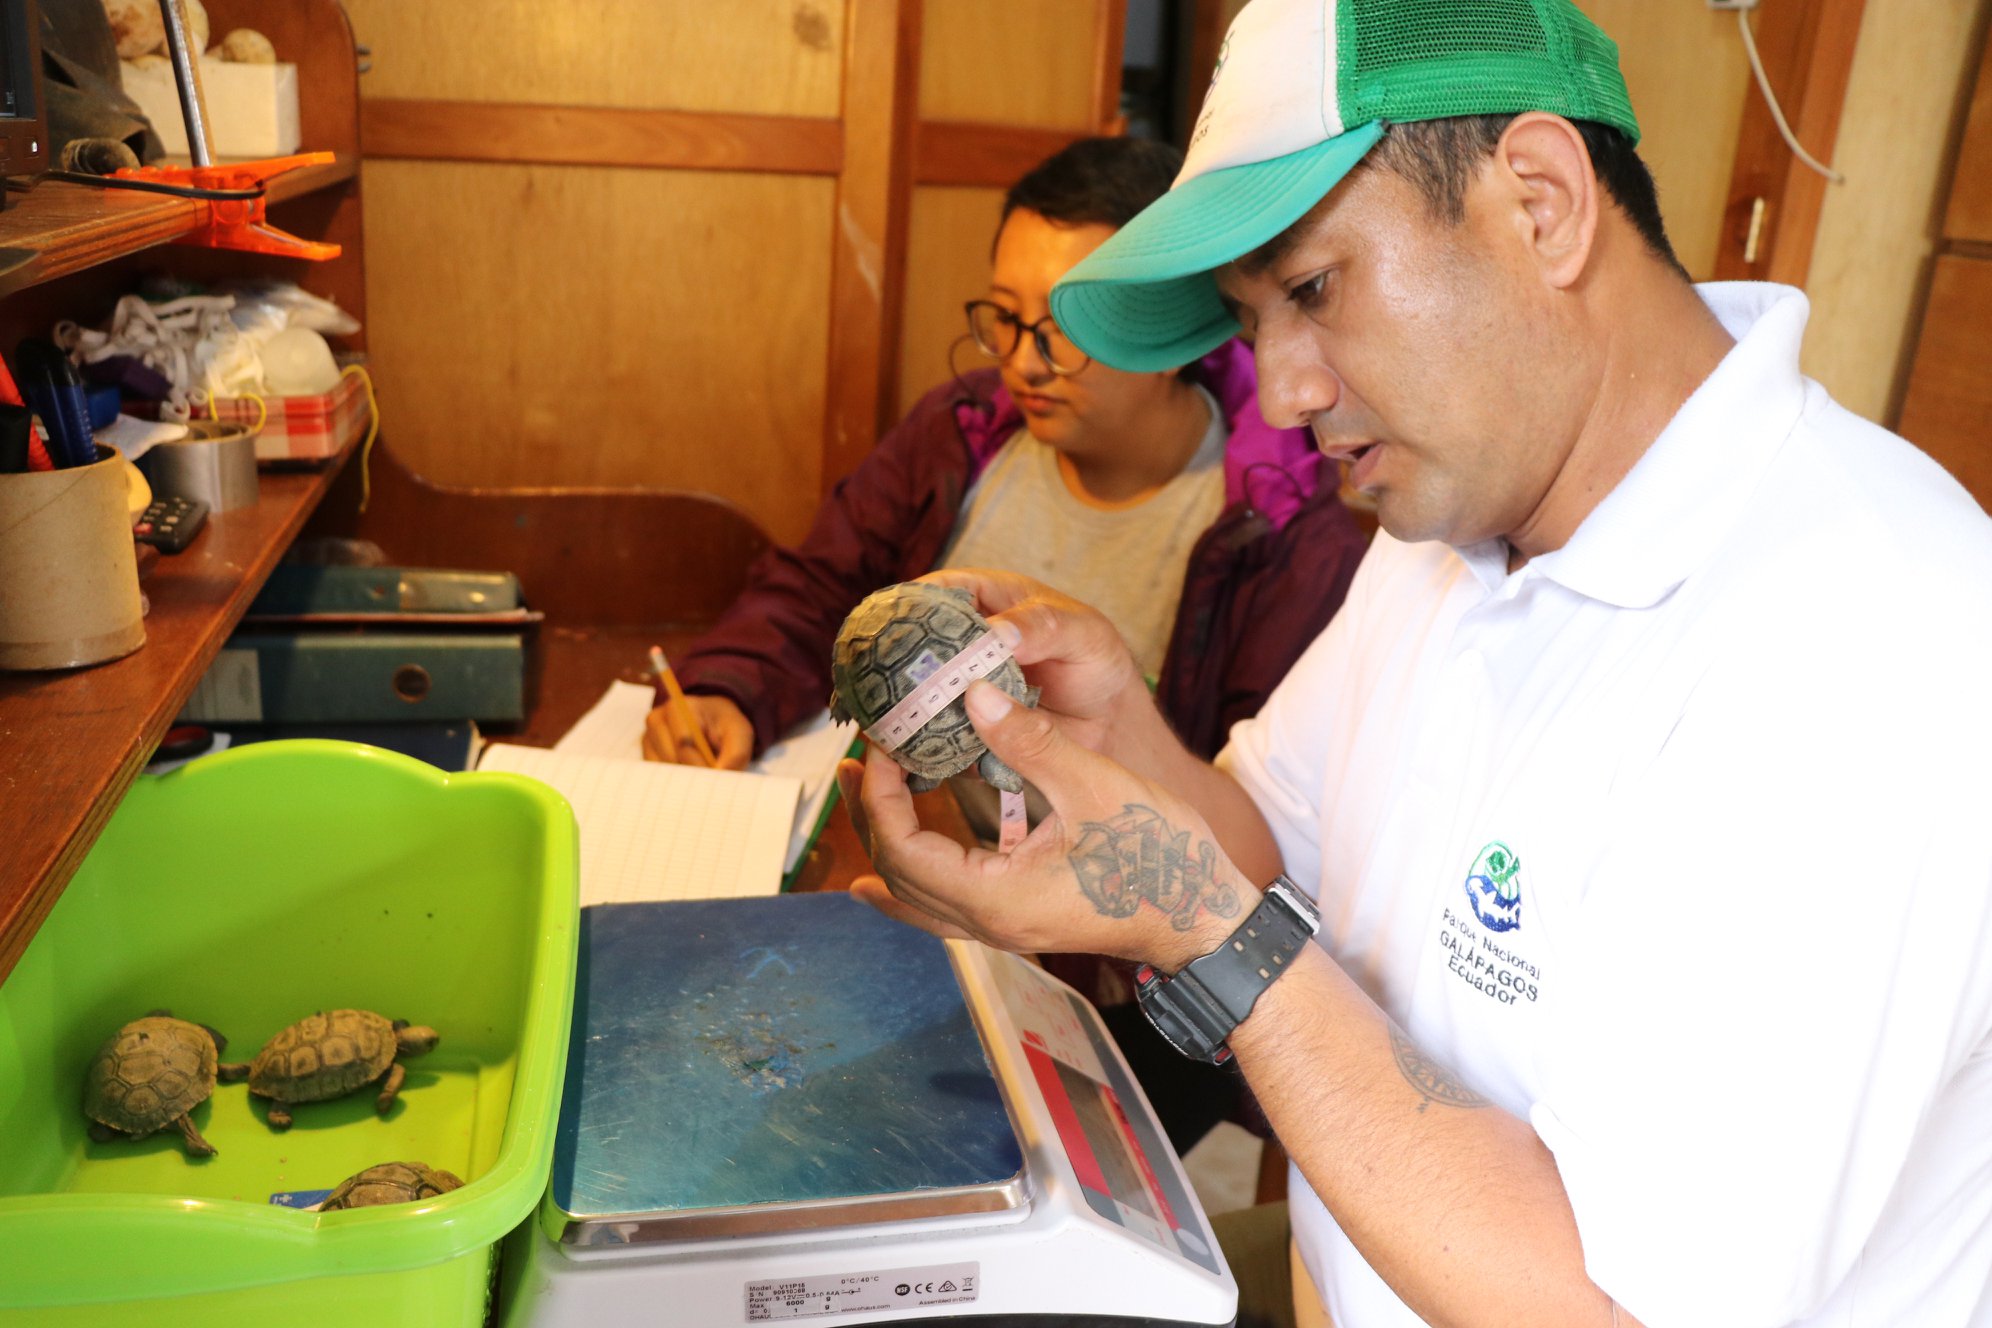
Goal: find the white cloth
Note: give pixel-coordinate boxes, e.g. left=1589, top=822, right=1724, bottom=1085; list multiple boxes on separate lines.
left=1217, top=283, right=1992, bottom=1327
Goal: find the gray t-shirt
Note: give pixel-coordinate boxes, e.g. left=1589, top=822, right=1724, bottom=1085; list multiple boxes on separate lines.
left=939, top=384, right=1227, bottom=678
left=937, top=386, right=1227, bottom=843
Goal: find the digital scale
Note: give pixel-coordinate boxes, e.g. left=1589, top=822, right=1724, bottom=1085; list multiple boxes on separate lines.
left=500, top=893, right=1237, bottom=1326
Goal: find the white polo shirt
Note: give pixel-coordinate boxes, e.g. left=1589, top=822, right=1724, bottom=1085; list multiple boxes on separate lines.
left=1219, top=283, right=1992, bottom=1327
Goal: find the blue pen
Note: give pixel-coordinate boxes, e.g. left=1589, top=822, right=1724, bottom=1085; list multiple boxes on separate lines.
left=12, top=338, right=96, bottom=468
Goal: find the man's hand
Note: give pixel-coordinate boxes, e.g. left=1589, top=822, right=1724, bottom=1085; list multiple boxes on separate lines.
left=917, top=569, right=1151, bottom=759
left=642, top=694, right=753, bottom=770
left=917, top=567, right=1285, bottom=883
left=840, top=679, right=1257, bottom=972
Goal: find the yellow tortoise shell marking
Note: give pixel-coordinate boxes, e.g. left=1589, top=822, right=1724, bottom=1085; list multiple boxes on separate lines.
left=249, top=1009, right=399, bottom=1103
left=82, top=1016, right=218, bottom=1135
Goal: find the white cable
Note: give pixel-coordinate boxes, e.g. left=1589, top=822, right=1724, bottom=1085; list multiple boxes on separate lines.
left=1737, top=7, right=1847, bottom=184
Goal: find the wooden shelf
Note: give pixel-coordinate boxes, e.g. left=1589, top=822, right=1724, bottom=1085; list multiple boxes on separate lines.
left=0, top=153, right=358, bottom=299
left=0, top=441, right=356, bottom=982
left=0, top=0, right=366, bottom=986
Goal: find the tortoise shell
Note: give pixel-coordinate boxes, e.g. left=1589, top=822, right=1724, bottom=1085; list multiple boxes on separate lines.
left=82, top=1014, right=219, bottom=1138
left=249, top=1009, right=401, bottom=1104
left=319, top=1160, right=464, bottom=1210
left=829, top=583, right=1036, bottom=792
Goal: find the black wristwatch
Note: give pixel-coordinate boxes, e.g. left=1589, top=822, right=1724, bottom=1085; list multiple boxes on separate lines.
left=1134, top=876, right=1320, bottom=1065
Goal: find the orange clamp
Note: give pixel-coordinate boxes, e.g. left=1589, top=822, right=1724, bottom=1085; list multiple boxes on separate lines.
left=112, top=152, right=343, bottom=261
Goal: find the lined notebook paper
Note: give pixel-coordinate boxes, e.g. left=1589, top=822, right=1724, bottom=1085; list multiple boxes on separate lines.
left=476, top=744, right=801, bottom=904
left=547, top=681, right=857, bottom=873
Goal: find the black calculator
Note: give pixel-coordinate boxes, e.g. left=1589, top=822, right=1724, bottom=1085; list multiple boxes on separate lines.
left=132, top=494, right=209, bottom=553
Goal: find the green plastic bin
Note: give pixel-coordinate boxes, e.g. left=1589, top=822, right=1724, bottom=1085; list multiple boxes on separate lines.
left=0, top=740, right=578, bottom=1325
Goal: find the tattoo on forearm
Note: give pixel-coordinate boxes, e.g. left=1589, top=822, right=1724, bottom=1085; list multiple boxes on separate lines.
left=1389, top=1024, right=1490, bottom=1113
left=1066, top=804, right=1242, bottom=931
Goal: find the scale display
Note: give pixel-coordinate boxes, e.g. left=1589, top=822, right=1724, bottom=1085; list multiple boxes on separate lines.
left=985, top=950, right=1222, bottom=1276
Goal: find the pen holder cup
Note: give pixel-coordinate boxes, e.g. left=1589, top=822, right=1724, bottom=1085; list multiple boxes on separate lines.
left=142, top=418, right=259, bottom=511
left=0, top=444, right=146, bottom=671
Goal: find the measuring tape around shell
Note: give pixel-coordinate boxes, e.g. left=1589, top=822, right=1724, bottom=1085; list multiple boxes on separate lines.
left=864, top=630, right=1030, bottom=851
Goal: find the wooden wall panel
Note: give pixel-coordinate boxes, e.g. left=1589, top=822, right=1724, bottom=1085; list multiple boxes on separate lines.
left=360, top=160, right=834, bottom=545
left=344, top=1, right=1120, bottom=538
left=822, top=0, right=922, bottom=492
left=362, top=100, right=843, bottom=176
left=1711, top=0, right=1869, bottom=287
left=899, top=3, right=1120, bottom=426
left=1802, top=0, right=1991, bottom=424
left=899, top=185, right=1006, bottom=418
left=1898, top=255, right=1992, bottom=509
left=343, top=0, right=847, bottom=117
left=1576, top=1, right=1751, bottom=281
left=1944, top=32, right=1992, bottom=242
left=919, top=1, right=1109, bottom=129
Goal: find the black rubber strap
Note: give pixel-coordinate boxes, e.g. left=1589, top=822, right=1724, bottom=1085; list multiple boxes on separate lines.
left=1185, top=878, right=1317, bottom=1021
left=1134, top=876, right=1318, bottom=1064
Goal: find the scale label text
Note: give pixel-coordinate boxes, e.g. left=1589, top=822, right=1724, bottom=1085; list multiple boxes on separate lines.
left=744, top=1261, right=980, bottom=1321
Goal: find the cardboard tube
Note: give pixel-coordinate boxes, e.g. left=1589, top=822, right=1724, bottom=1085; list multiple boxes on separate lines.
left=0, top=446, right=146, bottom=671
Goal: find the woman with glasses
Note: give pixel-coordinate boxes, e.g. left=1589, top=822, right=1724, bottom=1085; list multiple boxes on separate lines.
left=647, top=137, right=1372, bottom=1148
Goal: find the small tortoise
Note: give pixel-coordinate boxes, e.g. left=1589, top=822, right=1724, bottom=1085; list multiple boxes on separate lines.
left=830, top=583, right=1038, bottom=793
left=247, top=1009, right=438, bottom=1130
left=318, top=1160, right=464, bottom=1211
left=82, top=1012, right=248, bottom=1157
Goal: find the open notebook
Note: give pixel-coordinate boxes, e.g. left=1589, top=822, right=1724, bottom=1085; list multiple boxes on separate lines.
left=549, top=681, right=858, bottom=876
left=476, top=744, right=802, bottom=905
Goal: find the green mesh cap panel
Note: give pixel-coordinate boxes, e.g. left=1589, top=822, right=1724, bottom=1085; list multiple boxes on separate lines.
left=1336, top=0, right=1638, bottom=143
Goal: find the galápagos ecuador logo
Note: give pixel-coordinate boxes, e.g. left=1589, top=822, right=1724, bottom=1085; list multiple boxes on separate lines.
left=1463, top=841, right=1523, bottom=933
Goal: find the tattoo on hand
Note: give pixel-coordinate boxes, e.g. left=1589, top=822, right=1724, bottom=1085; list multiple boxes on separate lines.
left=1389, top=1024, right=1490, bottom=1113
left=1066, top=804, right=1242, bottom=931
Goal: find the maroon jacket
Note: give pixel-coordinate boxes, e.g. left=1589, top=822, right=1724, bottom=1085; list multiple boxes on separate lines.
left=674, top=341, right=1372, bottom=760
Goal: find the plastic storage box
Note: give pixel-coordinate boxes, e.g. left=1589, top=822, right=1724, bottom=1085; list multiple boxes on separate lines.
left=0, top=741, right=578, bottom=1326
left=201, top=368, right=373, bottom=462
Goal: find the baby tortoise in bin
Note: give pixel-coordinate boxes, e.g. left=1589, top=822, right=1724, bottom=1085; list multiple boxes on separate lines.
left=318, top=1160, right=464, bottom=1210
left=247, top=1009, right=438, bottom=1129
left=82, top=1012, right=249, bottom=1157
left=831, top=583, right=1038, bottom=792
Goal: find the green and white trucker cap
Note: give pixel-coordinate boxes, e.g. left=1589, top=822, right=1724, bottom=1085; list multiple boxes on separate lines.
left=1051, top=0, right=1640, bottom=371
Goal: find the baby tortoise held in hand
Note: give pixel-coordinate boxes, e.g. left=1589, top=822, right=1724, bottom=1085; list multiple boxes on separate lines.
left=318, top=1160, right=464, bottom=1210
left=247, top=1009, right=438, bottom=1130
left=830, top=583, right=1038, bottom=793
left=82, top=1012, right=249, bottom=1157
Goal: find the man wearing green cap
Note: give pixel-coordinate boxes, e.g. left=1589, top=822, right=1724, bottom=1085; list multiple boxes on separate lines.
left=838, top=1, right=1992, bottom=1325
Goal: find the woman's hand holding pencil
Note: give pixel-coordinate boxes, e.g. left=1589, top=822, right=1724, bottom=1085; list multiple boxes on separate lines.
left=642, top=646, right=754, bottom=770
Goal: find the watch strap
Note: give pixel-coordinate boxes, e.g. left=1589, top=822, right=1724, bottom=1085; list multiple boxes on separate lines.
left=1134, top=876, right=1319, bottom=1064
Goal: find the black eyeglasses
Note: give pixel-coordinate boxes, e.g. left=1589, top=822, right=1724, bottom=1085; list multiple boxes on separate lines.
left=964, top=300, right=1091, bottom=376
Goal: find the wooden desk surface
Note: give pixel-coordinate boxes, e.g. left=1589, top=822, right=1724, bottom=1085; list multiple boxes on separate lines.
left=515, top=622, right=974, bottom=896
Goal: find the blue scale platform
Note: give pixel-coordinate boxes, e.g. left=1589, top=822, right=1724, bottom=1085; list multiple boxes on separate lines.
left=551, top=894, right=1025, bottom=1244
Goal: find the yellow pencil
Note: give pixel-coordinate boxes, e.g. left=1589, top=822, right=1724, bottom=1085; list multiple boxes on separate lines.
left=650, top=645, right=719, bottom=768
